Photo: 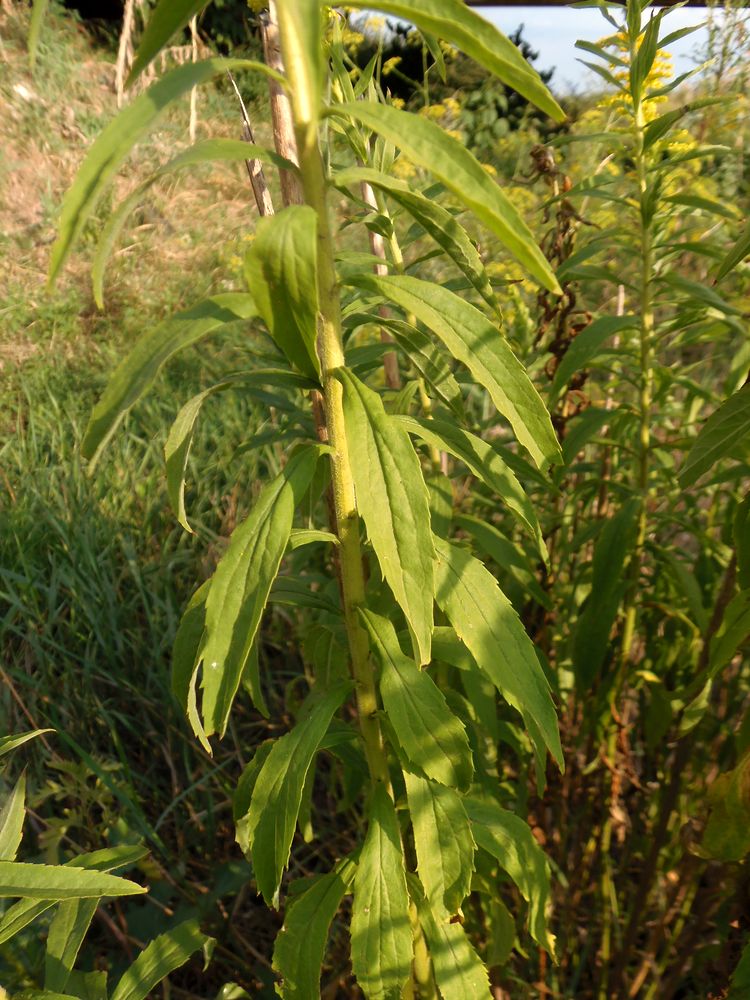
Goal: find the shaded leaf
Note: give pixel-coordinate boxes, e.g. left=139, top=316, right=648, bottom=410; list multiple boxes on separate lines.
left=245, top=206, right=321, bottom=379
left=243, top=682, right=351, bottom=904
left=45, top=899, right=99, bottom=993
left=111, top=920, right=213, bottom=1000
left=82, top=293, right=257, bottom=466
left=465, top=797, right=555, bottom=957
left=433, top=536, right=562, bottom=768
left=273, top=859, right=356, bottom=1000
left=680, top=385, right=750, bottom=487
left=200, top=446, right=321, bottom=737
left=127, top=0, right=207, bottom=83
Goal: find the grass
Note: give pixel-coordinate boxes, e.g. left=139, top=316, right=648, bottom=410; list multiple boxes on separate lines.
left=0, top=5, right=332, bottom=994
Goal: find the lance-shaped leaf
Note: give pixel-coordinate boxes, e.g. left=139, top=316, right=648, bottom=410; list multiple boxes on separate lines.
left=165, top=369, right=314, bottom=533
left=465, top=797, right=555, bottom=958
left=396, top=414, right=546, bottom=560
left=0, top=844, right=147, bottom=945
left=716, top=221, right=750, bottom=283
left=408, top=875, right=491, bottom=1000
left=362, top=610, right=472, bottom=790
left=335, top=167, right=498, bottom=313
left=572, top=498, right=641, bottom=690
left=680, top=385, right=750, bottom=487
left=343, top=0, right=564, bottom=122
left=347, top=275, right=560, bottom=468
left=93, top=140, right=296, bottom=308
left=127, top=0, right=207, bottom=82
left=45, top=898, right=99, bottom=993
left=0, top=772, right=26, bottom=861
left=111, top=920, right=213, bottom=1000
left=81, top=293, right=256, bottom=466
left=245, top=207, right=321, bottom=379
left=0, top=730, right=54, bottom=758
left=49, top=58, right=282, bottom=283
left=433, top=537, right=562, bottom=769
left=172, top=580, right=211, bottom=752
left=709, top=590, right=750, bottom=679
left=242, top=682, right=351, bottom=904
left=200, top=446, right=321, bottom=737
left=403, top=769, right=474, bottom=916
left=351, top=785, right=412, bottom=1000
left=0, top=862, right=144, bottom=900
left=332, top=106, right=560, bottom=293
left=548, top=315, right=637, bottom=405
left=273, top=859, right=357, bottom=1000
left=338, top=368, right=434, bottom=664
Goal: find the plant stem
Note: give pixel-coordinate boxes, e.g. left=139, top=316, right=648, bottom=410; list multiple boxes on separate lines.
left=275, top=16, right=390, bottom=789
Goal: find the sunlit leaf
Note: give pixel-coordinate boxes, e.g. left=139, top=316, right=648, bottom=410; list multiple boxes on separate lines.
left=111, top=920, right=213, bottom=1000
left=338, top=368, right=434, bottom=664
left=362, top=610, right=472, bottom=790
left=332, top=106, right=560, bottom=293
left=680, top=385, right=750, bottom=487
left=351, top=785, right=412, bottom=1000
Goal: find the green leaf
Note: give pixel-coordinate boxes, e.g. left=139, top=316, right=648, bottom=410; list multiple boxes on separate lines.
left=245, top=207, right=320, bottom=379
left=234, top=741, right=275, bottom=857
left=335, top=167, right=498, bottom=313
left=200, top=446, right=321, bottom=737
left=0, top=862, right=145, bottom=900
left=433, top=536, right=562, bottom=769
left=680, top=385, right=750, bottom=487
left=361, top=610, right=472, bottom=790
left=352, top=275, right=559, bottom=467
left=127, top=0, right=207, bottom=83
left=111, top=920, right=213, bottom=1000
left=93, top=140, right=296, bottom=308
left=408, top=875, right=491, bottom=1000
left=716, top=221, right=750, bottom=283
left=275, top=0, right=323, bottom=127
left=729, top=938, right=750, bottom=998
left=0, top=772, right=26, bottom=862
left=28, top=0, right=49, bottom=67
left=0, top=730, right=53, bottom=758
left=81, top=293, right=256, bottom=466
left=709, top=591, right=750, bottom=679
left=351, top=785, right=412, bottom=1000
left=465, top=797, right=555, bottom=957
left=548, top=315, right=637, bottom=404
left=735, top=497, right=750, bottom=591
left=48, top=58, right=282, bottom=284
left=172, top=581, right=212, bottom=752
left=243, top=682, right=351, bottom=904
left=396, top=414, right=546, bottom=559
left=0, top=844, right=147, bottom=945
left=45, top=898, right=99, bottom=993
left=571, top=498, right=641, bottom=690
left=403, top=769, right=474, bottom=916
left=164, top=369, right=312, bottom=533
left=273, top=859, right=356, bottom=1000
left=456, top=516, right=551, bottom=610
left=344, top=0, right=564, bottom=122
left=338, top=368, right=434, bottom=664
left=332, top=106, right=560, bottom=294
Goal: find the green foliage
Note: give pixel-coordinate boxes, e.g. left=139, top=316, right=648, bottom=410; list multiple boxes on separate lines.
left=6, top=0, right=750, bottom=994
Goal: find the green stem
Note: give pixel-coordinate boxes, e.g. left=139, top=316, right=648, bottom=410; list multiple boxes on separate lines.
left=276, top=20, right=390, bottom=790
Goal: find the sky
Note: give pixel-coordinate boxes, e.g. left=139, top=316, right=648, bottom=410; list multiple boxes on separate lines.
left=475, top=7, right=710, bottom=93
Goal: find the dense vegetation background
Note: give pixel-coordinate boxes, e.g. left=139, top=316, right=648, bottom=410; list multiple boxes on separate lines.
left=1, top=1, right=750, bottom=997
